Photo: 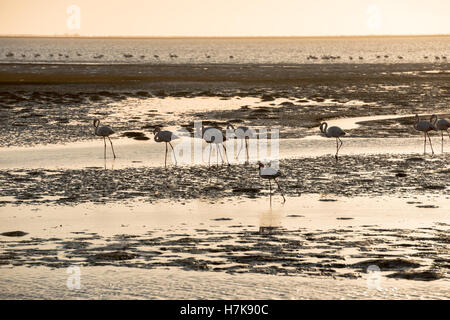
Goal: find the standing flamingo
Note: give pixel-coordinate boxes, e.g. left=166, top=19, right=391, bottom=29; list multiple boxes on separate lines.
left=153, top=127, right=178, bottom=168
left=202, top=126, right=230, bottom=166
left=414, top=114, right=437, bottom=155
left=93, top=119, right=116, bottom=159
left=227, top=124, right=255, bottom=162
left=258, top=162, right=285, bottom=203
left=430, top=115, right=450, bottom=153
left=319, top=122, right=346, bottom=160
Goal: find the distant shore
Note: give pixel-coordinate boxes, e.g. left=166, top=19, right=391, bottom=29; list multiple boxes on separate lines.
left=0, top=62, right=449, bottom=86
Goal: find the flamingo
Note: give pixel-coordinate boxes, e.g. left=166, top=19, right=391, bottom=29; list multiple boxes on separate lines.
left=202, top=126, right=230, bottom=166
left=93, top=119, right=116, bottom=159
left=430, top=115, right=450, bottom=153
left=414, top=114, right=437, bottom=155
left=226, top=124, right=255, bottom=162
left=153, top=127, right=178, bottom=168
left=258, top=162, right=285, bottom=203
left=319, top=122, right=346, bottom=160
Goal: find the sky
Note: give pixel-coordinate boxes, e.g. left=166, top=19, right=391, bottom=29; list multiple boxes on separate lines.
left=1, top=0, right=450, bottom=37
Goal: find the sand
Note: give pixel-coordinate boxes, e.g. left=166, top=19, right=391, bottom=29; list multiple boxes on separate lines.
left=0, top=62, right=449, bottom=299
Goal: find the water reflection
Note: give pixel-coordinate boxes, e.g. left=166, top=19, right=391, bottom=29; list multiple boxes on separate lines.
left=259, top=207, right=282, bottom=234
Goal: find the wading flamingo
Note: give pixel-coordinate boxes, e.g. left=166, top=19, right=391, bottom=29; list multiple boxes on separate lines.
left=226, top=124, right=255, bottom=162
left=153, top=127, right=178, bottom=168
left=414, top=114, right=437, bottom=155
left=319, top=122, right=346, bottom=160
left=93, top=119, right=116, bottom=159
left=430, top=115, right=450, bottom=153
left=202, top=126, right=230, bottom=166
left=258, top=162, right=285, bottom=203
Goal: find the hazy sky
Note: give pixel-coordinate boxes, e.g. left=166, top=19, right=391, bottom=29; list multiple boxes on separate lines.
left=1, top=0, right=450, bottom=37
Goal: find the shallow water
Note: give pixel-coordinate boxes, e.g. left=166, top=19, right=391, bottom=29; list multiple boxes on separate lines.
left=0, top=266, right=448, bottom=300
left=2, top=36, right=450, bottom=65
left=0, top=136, right=444, bottom=170
left=0, top=195, right=448, bottom=299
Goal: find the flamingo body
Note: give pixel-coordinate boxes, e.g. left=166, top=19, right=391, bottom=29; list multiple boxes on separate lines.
left=153, top=127, right=178, bottom=168
left=202, top=127, right=229, bottom=166
left=414, top=114, right=437, bottom=155
left=430, top=115, right=450, bottom=153
left=258, top=163, right=285, bottom=203
left=320, top=122, right=346, bottom=160
left=93, top=119, right=116, bottom=159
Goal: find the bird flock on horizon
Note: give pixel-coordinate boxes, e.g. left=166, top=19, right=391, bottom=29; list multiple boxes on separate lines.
left=93, top=113, right=450, bottom=203
left=4, top=51, right=450, bottom=62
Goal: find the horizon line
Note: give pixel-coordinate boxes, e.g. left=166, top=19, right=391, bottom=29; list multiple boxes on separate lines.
left=1, top=33, right=450, bottom=39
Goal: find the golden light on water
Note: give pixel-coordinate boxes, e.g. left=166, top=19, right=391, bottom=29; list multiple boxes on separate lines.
left=0, top=0, right=450, bottom=37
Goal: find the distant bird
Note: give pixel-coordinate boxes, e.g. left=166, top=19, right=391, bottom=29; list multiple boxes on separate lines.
left=140, top=55, right=145, bottom=59
left=349, top=56, right=353, bottom=60
left=123, top=54, right=133, bottom=58
left=430, top=115, right=450, bottom=153
left=77, top=53, right=82, bottom=56
left=398, top=56, right=403, bottom=59
left=424, top=56, right=429, bottom=59
left=319, top=122, right=346, bottom=160
left=205, top=54, right=211, bottom=59
left=258, top=162, right=285, bottom=203
left=169, top=53, right=178, bottom=58
left=21, top=54, right=26, bottom=58
left=93, top=119, right=116, bottom=159
left=153, top=127, right=178, bottom=168
left=154, top=55, right=159, bottom=59
left=384, top=55, right=389, bottom=58
left=229, top=55, right=234, bottom=59
left=414, top=114, right=437, bottom=155
left=34, top=53, right=41, bottom=58
left=227, top=124, right=255, bottom=162
left=202, top=126, right=229, bottom=166
left=359, top=56, right=364, bottom=60
left=5, top=52, right=13, bottom=57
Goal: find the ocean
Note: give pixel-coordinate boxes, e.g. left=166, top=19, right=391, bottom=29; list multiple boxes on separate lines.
left=1, top=36, right=450, bottom=65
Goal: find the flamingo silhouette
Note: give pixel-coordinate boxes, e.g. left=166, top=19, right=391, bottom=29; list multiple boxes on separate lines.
left=414, top=114, right=437, bottom=155
left=319, top=122, right=346, bottom=160
left=227, top=124, right=255, bottom=162
left=202, top=126, right=230, bottom=166
left=93, top=119, right=116, bottom=159
left=153, top=127, right=178, bottom=168
left=258, top=162, right=285, bottom=203
left=430, top=115, right=450, bottom=153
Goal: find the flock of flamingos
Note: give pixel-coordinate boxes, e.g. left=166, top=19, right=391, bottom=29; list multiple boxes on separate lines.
left=92, top=114, right=450, bottom=202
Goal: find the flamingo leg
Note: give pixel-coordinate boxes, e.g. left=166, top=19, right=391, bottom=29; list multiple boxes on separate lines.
left=108, top=137, right=116, bottom=159
left=427, top=133, right=434, bottom=155
left=222, top=144, right=230, bottom=166
left=169, top=142, right=177, bottom=165
left=447, top=129, right=450, bottom=139
left=217, top=144, right=225, bottom=165
left=274, top=178, right=286, bottom=203
left=442, top=131, right=444, bottom=153
left=269, top=179, right=272, bottom=196
left=424, top=132, right=427, bottom=154
left=245, top=138, right=249, bottom=163
left=103, top=137, right=106, bottom=159
left=208, top=144, right=212, bottom=166
left=236, top=139, right=244, bottom=160
left=338, top=138, right=343, bottom=153
left=335, top=138, right=339, bottom=160
left=216, top=144, right=219, bottom=167
left=165, top=142, right=168, bottom=168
